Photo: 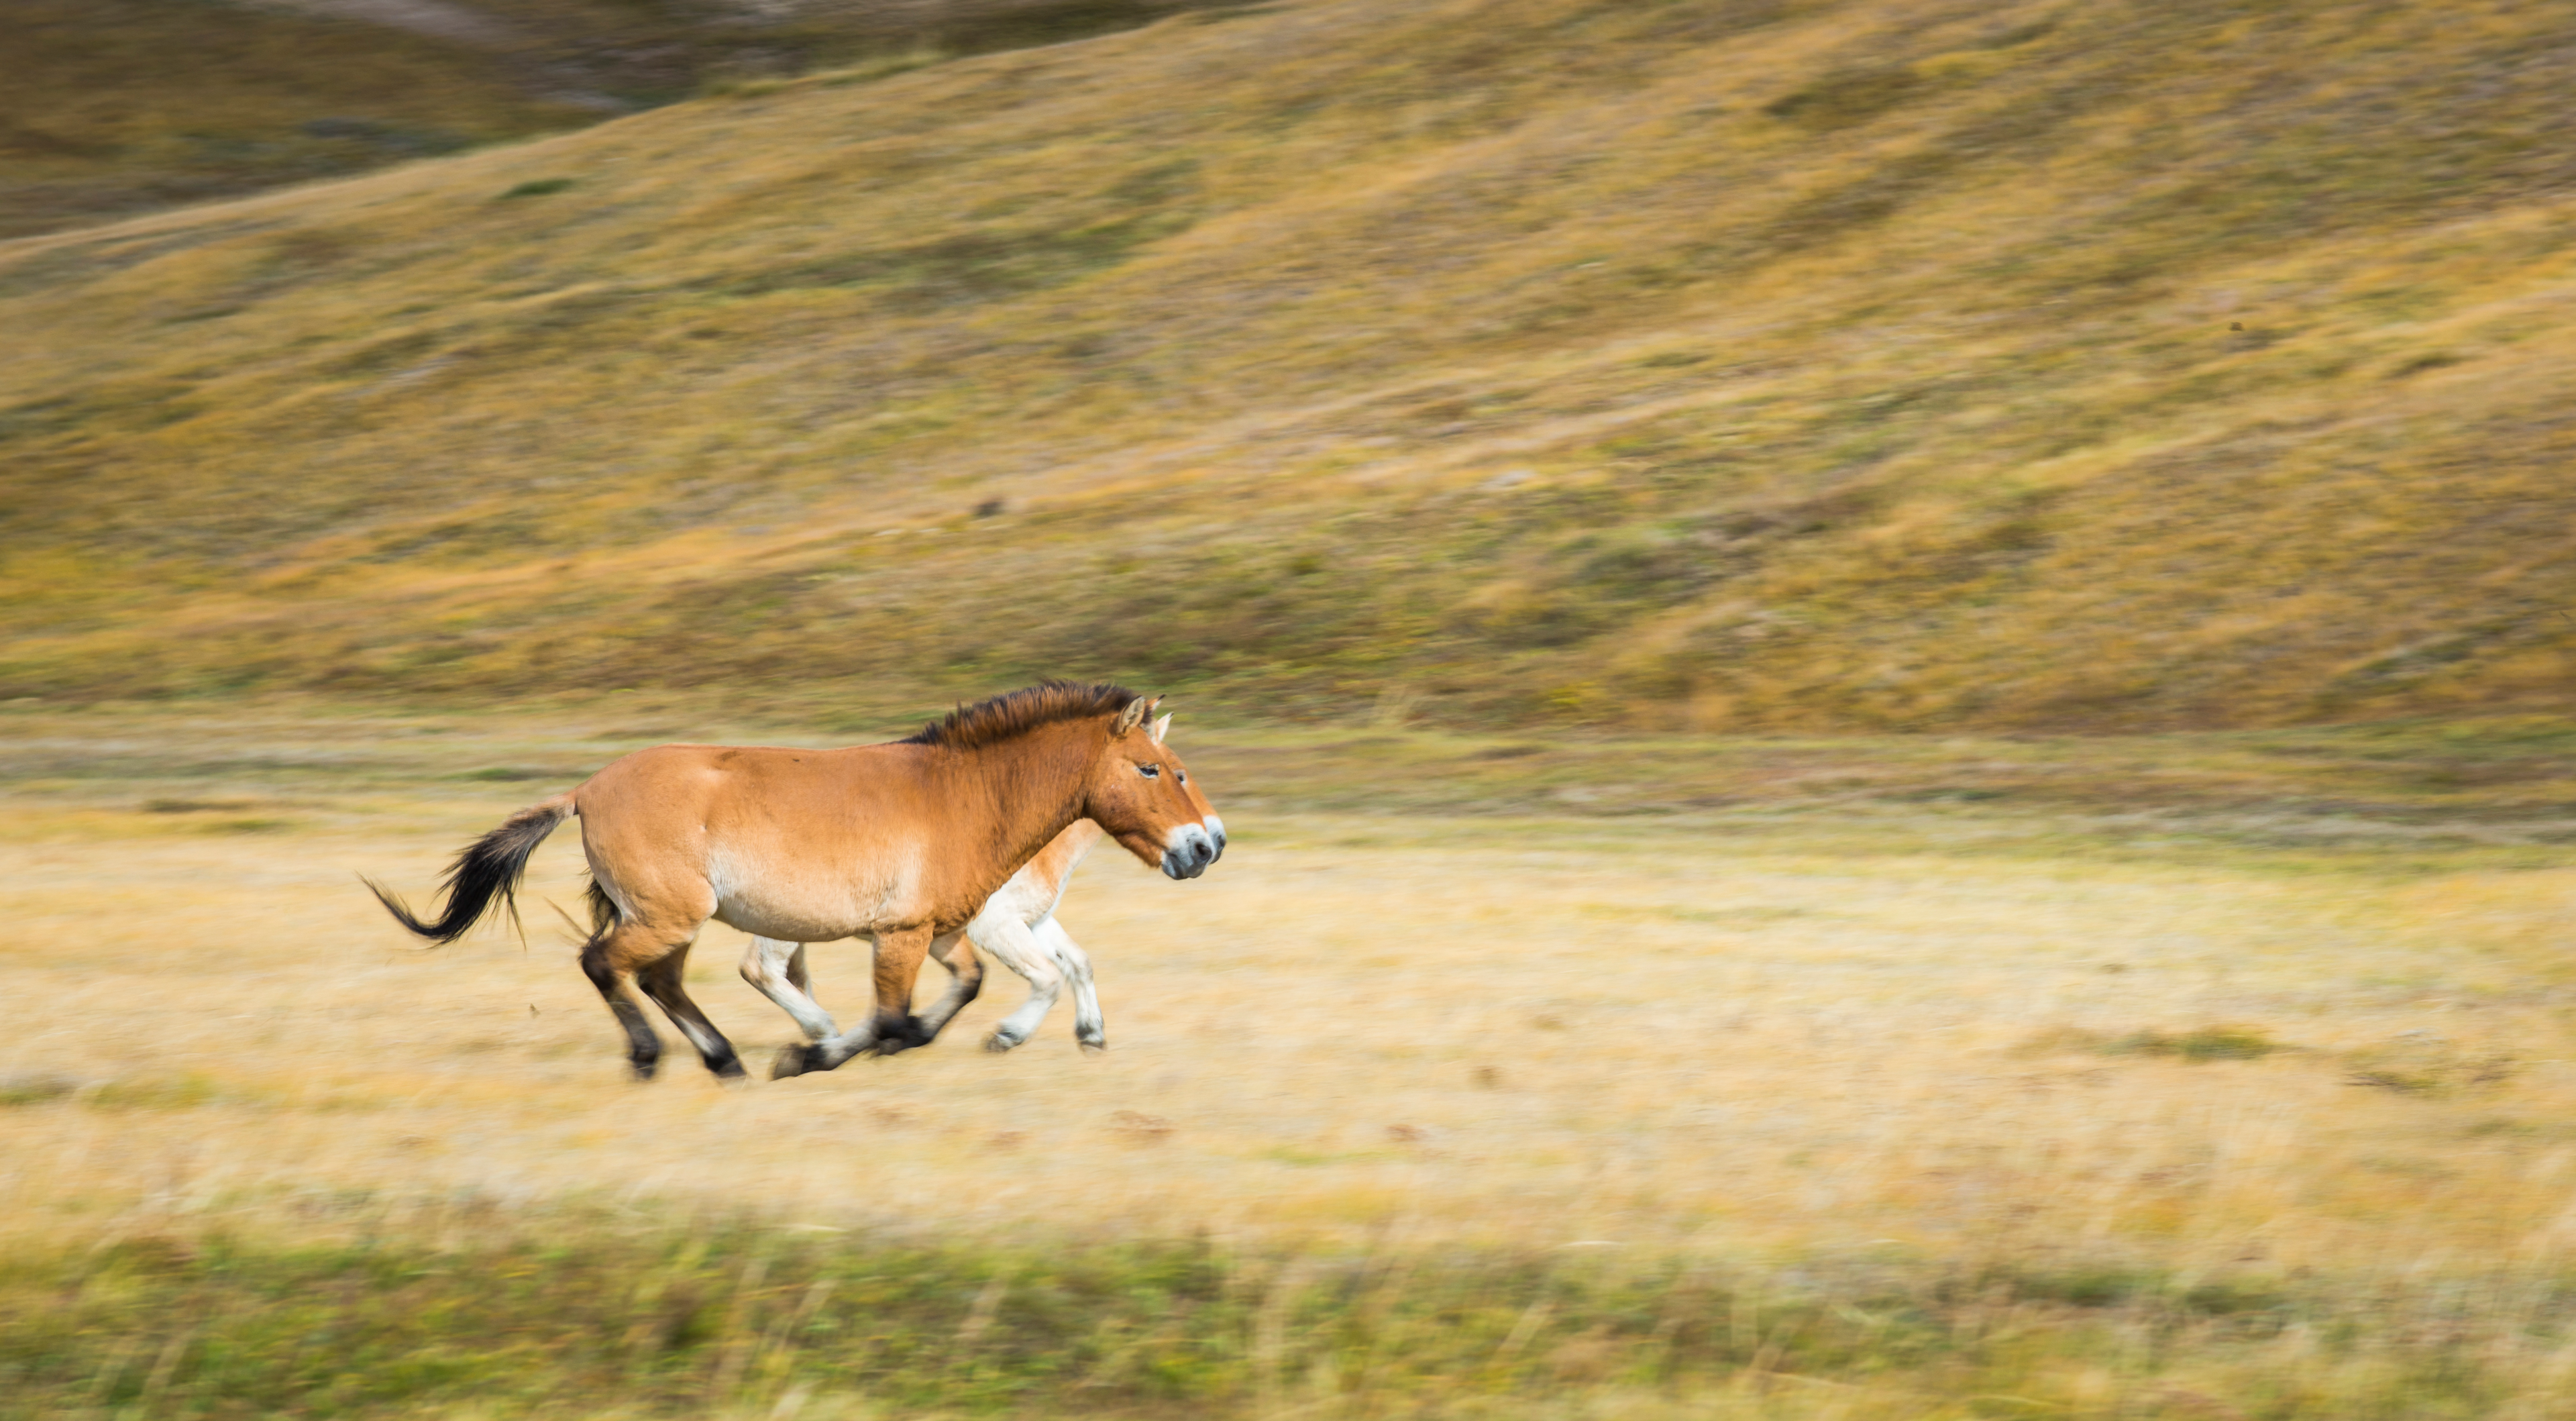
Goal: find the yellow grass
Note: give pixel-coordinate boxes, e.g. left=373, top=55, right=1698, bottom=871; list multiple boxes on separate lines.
left=8, top=705, right=2576, bottom=1413
left=7, top=706, right=2573, bottom=1263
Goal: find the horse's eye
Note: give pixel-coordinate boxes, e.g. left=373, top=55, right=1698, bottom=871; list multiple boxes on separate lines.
left=1138, top=764, right=1160, bottom=778
left=1176, top=770, right=1187, bottom=784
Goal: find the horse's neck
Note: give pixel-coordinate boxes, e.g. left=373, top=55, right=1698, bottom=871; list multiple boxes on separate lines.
left=943, top=722, right=1101, bottom=870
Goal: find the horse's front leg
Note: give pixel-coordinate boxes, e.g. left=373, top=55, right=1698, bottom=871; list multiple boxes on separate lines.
left=972, top=914, right=1063, bottom=1053
left=863, top=924, right=938, bottom=1056
left=777, top=925, right=938, bottom=1072
left=771, top=935, right=889, bottom=1077
left=910, top=931, right=984, bottom=1044
left=1038, top=916, right=1108, bottom=1052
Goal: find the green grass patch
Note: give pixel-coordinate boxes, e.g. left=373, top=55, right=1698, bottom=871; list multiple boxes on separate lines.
left=83, top=1072, right=248, bottom=1110
left=0, top=1220, right=2561, bottom=1419
left=2023, top=1024, right=2292, bottom=1062
left=0, top=1073, right=79, bottom=1108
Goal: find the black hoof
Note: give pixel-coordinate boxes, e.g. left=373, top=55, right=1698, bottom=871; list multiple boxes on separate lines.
left=631, top=1056, right=659, bottom=1082
left=771, top=1043, right=821, bottom=1080
left=871, top=1014, right=934, bottom=1057
left=709, top=1053, right=747, bottom=1081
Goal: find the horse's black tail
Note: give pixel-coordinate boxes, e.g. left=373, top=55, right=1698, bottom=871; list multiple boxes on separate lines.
left=366, top=794, right=576, bottom=945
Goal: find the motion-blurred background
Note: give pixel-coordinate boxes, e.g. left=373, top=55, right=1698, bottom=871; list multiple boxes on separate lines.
left=8, top=0, right=2574, bottom=727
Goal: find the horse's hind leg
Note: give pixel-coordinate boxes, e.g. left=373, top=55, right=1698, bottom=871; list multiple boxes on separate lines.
left=581, top=935, right=664, bottom=1081
left=910, top=931, right=984, bottom=1044
left=636, top=943, right=745, bottom=1080
left=1039, top=916, right=1107, bottom=1052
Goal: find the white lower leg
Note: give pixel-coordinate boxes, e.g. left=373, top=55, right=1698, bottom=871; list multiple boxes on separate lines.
left=1038, top=918, right=1106, bottom=1047
left=741, top=937, right=840, bottom=1041
left=970, top=916, right=1061, bottom=1049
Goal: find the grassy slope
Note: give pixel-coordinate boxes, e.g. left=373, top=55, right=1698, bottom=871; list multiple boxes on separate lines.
left=0, top=0, right=592, bottom=240
left=4, top=0, right=2575, bottom=729
left=0, top=0, right=1228, bottom=240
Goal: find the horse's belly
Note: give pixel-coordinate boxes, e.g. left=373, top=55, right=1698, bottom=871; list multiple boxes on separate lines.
left=703, top=841, right=920, bottom=941
left=713, top=897, right=860, bottom=943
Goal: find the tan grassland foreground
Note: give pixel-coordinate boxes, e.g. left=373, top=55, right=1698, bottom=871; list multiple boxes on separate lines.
left=5, top=703, right=2576, bottom=1415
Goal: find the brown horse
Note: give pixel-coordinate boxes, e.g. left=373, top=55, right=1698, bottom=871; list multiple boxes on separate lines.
left=368, top=682, right=1221, bottom=1080
left=739, top=709, right=1225, bottom=1057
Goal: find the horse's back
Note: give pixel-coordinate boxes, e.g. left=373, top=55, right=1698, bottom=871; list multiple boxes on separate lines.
left=578, top=741, right=722, bottom=799
left=579, top=741, right=930, bottom=819
left=574, top=741, right=939, bottom=938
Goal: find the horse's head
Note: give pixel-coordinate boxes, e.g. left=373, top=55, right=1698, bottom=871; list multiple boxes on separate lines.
left=1163, top=712, right=1226, bottom=865
left=1085, top=696, right=1221, bottom=880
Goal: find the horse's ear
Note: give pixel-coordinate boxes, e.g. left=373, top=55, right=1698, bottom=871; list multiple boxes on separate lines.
left=1113, top=696, right=1149, bottom=737
left=1151, top=713, right=1171, bottom=745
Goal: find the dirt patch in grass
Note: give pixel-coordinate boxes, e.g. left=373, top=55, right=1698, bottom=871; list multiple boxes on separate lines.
left=2344, top=1035, right=2518, bottom=1097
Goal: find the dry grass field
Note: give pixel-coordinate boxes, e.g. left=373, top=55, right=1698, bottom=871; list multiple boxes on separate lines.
left=5, top=702, right=2576, bottom=1416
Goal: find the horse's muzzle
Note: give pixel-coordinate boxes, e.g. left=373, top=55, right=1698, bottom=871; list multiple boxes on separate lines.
left=1161, top=824, right=1218, bottom=880
left=1202, top=814, right=1227, bottom=863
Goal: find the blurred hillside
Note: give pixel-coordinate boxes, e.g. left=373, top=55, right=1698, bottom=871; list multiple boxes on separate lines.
left=3, top=0, right=2574, bottom=730
left=1, top=0, right=1220, bottom=239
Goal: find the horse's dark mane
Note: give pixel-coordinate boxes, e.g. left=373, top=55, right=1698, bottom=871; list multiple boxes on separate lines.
left=901, top=680, right=1136, bottom=751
